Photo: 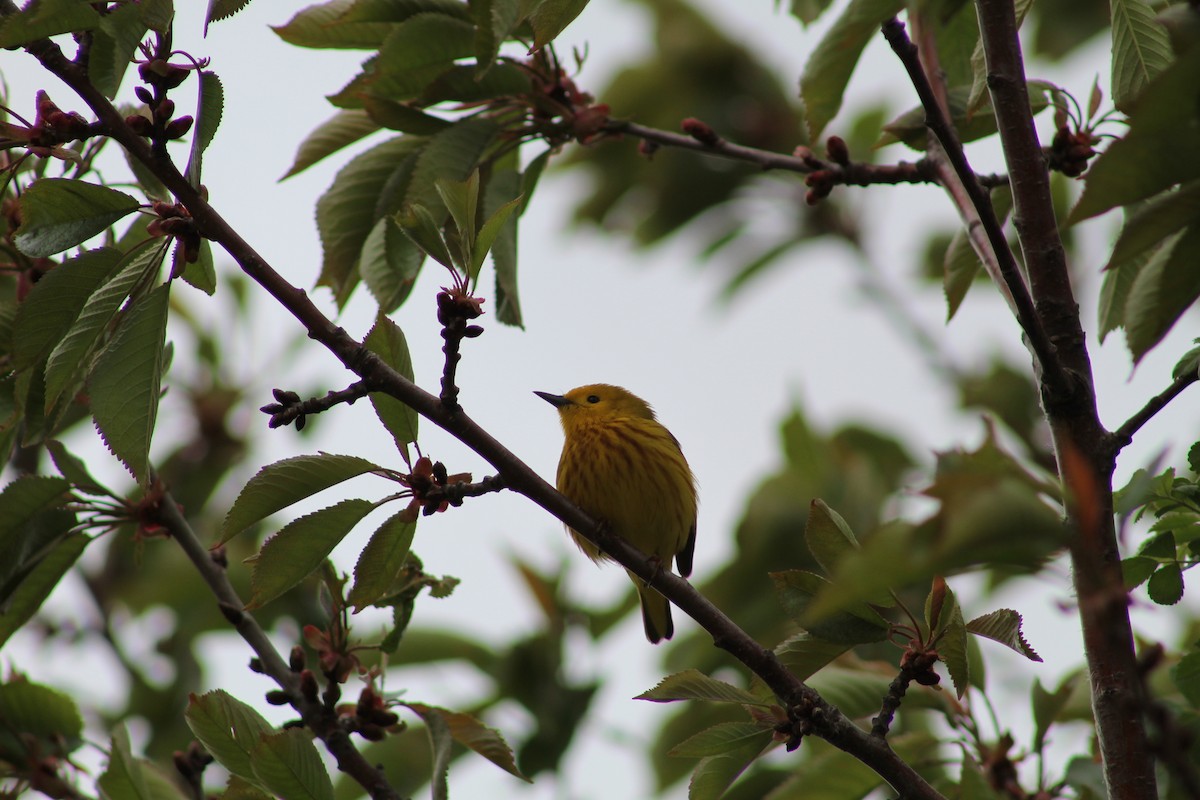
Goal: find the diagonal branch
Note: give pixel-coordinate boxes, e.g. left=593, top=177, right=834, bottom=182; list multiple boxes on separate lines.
left=155, top=492, right=403, bottom=800
left=880, top=18, right=1071, bottom=403
left=1110, top=365, right=1200, bottom=454
left=11, top=16, right=952, bottom=800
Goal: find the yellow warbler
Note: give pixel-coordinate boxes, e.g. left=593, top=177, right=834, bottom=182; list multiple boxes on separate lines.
left=535, top=384, right=698, bottom=643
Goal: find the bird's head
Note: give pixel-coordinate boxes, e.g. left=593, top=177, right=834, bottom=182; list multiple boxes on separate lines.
left=534, top=384, right=657, bottom=427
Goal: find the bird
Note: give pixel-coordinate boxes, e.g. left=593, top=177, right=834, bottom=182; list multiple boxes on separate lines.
left=535, top=384, right=697, bottom=643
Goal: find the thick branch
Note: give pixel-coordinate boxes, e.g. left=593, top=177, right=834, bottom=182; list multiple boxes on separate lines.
left=880, top=18, right=1070, bottom=403
left=973, top=1, right=1156, bottom=797
left=157, top=494, right=403, bottom=800
left=14, top=21, right=950, bottom=800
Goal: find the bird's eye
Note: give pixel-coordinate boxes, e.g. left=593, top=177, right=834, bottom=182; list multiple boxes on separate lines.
left=587, top=395, right=600, bottom=404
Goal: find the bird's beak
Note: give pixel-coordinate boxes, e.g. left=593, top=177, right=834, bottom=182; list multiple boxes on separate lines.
left=534, top=390, right=571, bottom=408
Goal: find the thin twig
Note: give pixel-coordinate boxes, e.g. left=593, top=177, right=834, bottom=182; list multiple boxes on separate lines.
left=1109, top=370, right=1200, bottom=455
left=880, top=18, right=1071, bottom=404
left=155, top=493, right=404, bottom=800
left=601, top=117, right=1008, bottom=189
left=260, top=381, right=371, bottom=430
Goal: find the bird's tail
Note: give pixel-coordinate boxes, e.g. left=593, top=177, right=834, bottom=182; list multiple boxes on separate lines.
left=632, top=574, right=674, bottom=644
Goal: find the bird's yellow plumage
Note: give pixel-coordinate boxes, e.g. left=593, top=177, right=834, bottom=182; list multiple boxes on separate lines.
left=535, top=384, right=698, bottom=643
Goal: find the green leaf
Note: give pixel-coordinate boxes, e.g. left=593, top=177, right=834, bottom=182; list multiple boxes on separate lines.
left=1105, top=181, right=1200, bottom=271
left=1098, top=248, right=1147, bottom=342
left=249, top=729, right=334, bottom=800
left=246, top=499, right=375, bottom=609
left=403, top=703, right=530, bottom=783
left=417, top=62, right=533, bottom=105
left=773, top=631, right=850, bottom=681
left=945, top=185, right=1013, bottom=320
left=180, top=238, right=217, bottom=296
left=395, top=203, right=455, bottom=269
left=1070, top=47, right=1200, bottom=222
left=98, top=724, right=153, bottom=800
left=473, top=0, right=521, bottom=74
left=361, top=96, right=451, bottom=135
left=1111, top=0, right=1173, bottom=113
left=668, top=722, right=770, bottom=758
left=138, top=0, right=172, bottom=32
left=436, top=171, right=480, bottom=260
left=89, top=283, right=171, bottom=484
left=316, top=136, right=425, bottom=304
left=528, top=0, right=591, bottom=51
left=1122, top=555, right=1157, bottom=589
left=89, top=3, right=149, bottom=99
left=206, top=0, right=254, bottom=31
left=282, top=110, right=381, bottom=180
left=46, top=440, right=111, bottom=496
left=1146, top=560, right=1184, bottom=604
left=635, top=669, right=769, bottom=706
left=272, top=1, right=394, bottom=49
left=771, top=569, right=890, bottom=644
left=808, top=665, right=948, bottom=718
left=1124, top=224, right=1200, bottom=362
left=360, top=217, right=424, bottom=313
left=185, top=690, right=274, bottom=785
left=12, top=248, right=123, bottom=371
left=349, top=508, right=418, bottom=610
left=220, top=453, right=380, bottom=544
left=472, top=193, right=522, bottom=282
left=0, top=534, right=88, bottom=649
left=0, top=475, right=71, bottom=563
left=787, top=0, right=836, bottom=26
left=799, top=0, right=904, bottom=140
left=966, top=608, right=1043, bottom=661
left=687, top=736, right=771, bottom=800
left=0, top=678, right=84, bottom=757
left=404, top=119, right=499, bottom=219
left=0, top=0, right=101, bottom=48
left=415, top=704, right=451, bottom=800
left=1031, top=674, right=1079, bottom=751
left=43, top=242, right=165, bottom=411
left=805, top=498, right=861, bottom=576
left=222, top=776, right=274, bottom=800
left=486, top=161, right=524, bottom=326
left=185, top=71, right=225, bottom=188
left=376, top=13, right=477, bottom=85
left=14, top=179, right=140, bottom=258
left=364, top=315, right=419, bottom=457
left=1171, top=648, right=1200, bottom=708
left=931, top=584, right=969, bottom=699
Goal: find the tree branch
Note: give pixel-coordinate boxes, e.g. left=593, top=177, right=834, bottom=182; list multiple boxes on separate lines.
left=880, top=18, right=1070, bottom=403
left=971, top=0, right=1157, bottom=796
left=260, top=382, right=371, bottom=431
left=13, top=19, right=951, bottom=800
left=155, top=493, right=404, bottom=800
left=600, top=117, right=1008, bottom=189
left=1109, top=370, right=1200, bottom=455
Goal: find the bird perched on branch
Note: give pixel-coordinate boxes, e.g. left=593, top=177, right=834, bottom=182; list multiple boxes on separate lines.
left=535, top=384, right=698, bottom=643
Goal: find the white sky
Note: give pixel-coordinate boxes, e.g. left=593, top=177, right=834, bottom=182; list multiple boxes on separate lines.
left=4, top=1, right=1199, bottom=798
